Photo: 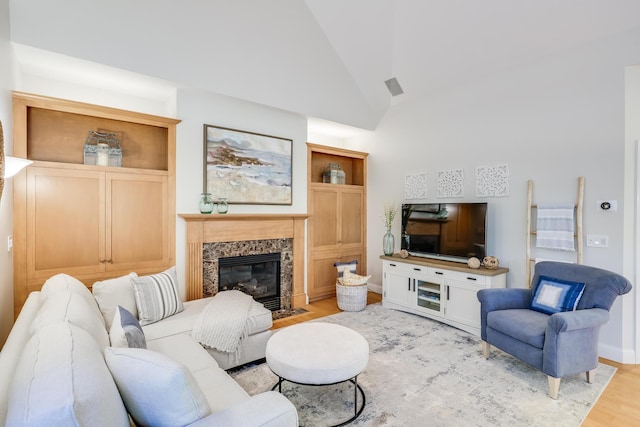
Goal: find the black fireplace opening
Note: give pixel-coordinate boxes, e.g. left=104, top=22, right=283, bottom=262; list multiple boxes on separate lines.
left=218, top=253, right=281, bottom=311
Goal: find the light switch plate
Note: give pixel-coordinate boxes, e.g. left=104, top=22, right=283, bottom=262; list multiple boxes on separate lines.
left=586, top=234, right=608, bottom=247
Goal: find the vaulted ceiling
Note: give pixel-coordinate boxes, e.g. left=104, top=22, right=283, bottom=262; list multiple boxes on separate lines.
left=9, top=0, right=640, bottom=131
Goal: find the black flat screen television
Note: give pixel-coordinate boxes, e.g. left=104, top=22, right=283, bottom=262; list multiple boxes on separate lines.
left=401, top=202, right=488, bottom=263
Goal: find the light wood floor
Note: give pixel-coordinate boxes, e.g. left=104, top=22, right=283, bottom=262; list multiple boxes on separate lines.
left=274, top=293, right=640, bottom=425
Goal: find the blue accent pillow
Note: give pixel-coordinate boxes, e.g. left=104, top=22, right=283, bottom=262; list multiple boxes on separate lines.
left=109, top=305, right=147, bottom=349
left=530, top=275, right=586, bottom=315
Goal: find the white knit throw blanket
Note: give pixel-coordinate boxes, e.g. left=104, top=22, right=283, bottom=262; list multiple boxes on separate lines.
left=191, top=290, right=254, bottom=353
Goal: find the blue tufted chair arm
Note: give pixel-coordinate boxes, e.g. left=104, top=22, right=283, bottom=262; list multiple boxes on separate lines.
left=547, top=308, right=609, bottom=333
left=477, top=288, right=532, bottom=311
left=543, top=308, right=610, bottom=378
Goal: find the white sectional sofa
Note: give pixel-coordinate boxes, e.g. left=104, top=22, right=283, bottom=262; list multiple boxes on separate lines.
left=0, top=273, right=298, bottom=427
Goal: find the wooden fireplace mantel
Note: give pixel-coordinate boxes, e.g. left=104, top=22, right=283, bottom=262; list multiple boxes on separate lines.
left=179, top=213, right=309, bottom=307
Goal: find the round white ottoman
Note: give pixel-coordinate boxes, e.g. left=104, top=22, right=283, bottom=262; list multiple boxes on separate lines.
left=266, top=322, right=369, bottom=426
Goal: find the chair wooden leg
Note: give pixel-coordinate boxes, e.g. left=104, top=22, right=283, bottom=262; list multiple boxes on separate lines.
left=547, top=376, right=561, bottom=399
left=586, top=369, right=596, bottom=384
left=481, top=341, right=490, bottom=359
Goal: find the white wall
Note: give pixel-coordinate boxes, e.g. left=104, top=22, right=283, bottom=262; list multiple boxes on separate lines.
left=624, top=65, right=640, bottom=363
left=13, top=44, right=177, bottom=118
left=351, top=27, right=640, bottom=361
left=175, top=88, right=308, bottom=299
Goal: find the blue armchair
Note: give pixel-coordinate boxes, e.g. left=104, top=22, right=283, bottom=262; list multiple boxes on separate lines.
left=477, top=261, right=632, bottom=399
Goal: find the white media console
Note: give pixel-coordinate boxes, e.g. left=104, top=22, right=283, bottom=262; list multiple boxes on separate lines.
left=380, top=255, right=508, bottom=336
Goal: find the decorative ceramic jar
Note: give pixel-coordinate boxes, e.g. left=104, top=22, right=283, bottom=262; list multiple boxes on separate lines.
left=467, top=257, right=481, bottom=269
left=199, top=193, right=215, bottom=214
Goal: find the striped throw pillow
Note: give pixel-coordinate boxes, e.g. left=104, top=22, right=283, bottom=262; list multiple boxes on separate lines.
left=132, top=267, right=184, bottom=326
left=334, top=260, right=358, bottom=279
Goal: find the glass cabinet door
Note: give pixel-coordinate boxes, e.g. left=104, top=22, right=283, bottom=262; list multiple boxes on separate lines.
left=415, top=278, right=444, bottom=316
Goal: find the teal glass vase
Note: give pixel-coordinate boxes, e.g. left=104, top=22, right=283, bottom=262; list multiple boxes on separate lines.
left=199, top=193, right=215, bottom=214
left=383, top=230, right=395, bottom=256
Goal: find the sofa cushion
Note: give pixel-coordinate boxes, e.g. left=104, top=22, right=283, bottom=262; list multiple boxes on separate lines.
left=93, top=272, right=138, bottom=329
left=6, top=323, right=129, bottom=427
left=487, top=308, right=549, bottom=349
left=110, top=305, right=146, bottom=348
left=132, top=266, right=184, bottom=326
left=41, top=273, right=104, bottom=326
left=530, top=275, right=585, bottom=315
left=104, top=347, right=212, bottom=427
left=146, top=333, right=220, bottom=372
left=31, top=291, right=110, bottom=348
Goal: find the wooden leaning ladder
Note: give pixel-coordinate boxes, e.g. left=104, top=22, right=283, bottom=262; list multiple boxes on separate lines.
left=526, top=177, right=585, bottom=286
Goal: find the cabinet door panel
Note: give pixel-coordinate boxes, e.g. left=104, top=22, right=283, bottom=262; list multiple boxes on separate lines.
left=310, top=189, right=338, bottom=248
left=340, top=189, right=363, bottom=247
left=27, top=168, right=104, bottom=277
left=107, top=173, right=168, bottom=270
left=383, top=268, right=412, bottom=307
left=446, top=281, right=482, bottom=328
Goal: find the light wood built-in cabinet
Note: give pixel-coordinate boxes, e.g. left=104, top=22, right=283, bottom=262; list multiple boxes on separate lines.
left=307, top=143, right=367, bottom=301
left=12, top=92, right=180, bottom=315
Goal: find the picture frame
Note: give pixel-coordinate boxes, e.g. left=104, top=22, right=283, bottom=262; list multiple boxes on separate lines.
left=203, top=124, right=293, bottom=205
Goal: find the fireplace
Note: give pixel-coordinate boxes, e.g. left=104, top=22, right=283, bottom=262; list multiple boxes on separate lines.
left=179, top=213, right=308, bottom=308
left=202, top=237, right=293, bottom=311
left=218, top=253, right=281, bottom=311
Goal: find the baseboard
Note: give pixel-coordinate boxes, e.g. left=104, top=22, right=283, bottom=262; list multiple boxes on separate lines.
left=599, top=343, right=637, bottom=364
left=367, top=282, right=382, bottom=294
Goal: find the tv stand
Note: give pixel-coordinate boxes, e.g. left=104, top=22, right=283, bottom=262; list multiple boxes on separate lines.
left=380, top=255, right=508, bottom=336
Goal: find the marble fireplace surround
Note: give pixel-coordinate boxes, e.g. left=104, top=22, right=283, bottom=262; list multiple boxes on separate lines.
left=203, top=239, right=292, bottom=310
left=179, top=214, right=308, bottom=308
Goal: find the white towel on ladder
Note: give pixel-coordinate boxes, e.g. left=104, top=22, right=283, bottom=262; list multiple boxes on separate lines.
left=536, top=204, right=575, bottom=252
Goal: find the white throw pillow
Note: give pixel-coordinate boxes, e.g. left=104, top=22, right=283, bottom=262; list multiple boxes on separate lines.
left=110, top=305, right=147, bottom=348
left=41, top=273, right=104, bottom=326
left=93, top=272, right=139, bottom=329
left=132, top=266, right=184, bottom=326
left=31, top=291, right=110, bottom=349
left=104, top=347, right=211, bottom=427
left=6, top=323, right=129, bottom=427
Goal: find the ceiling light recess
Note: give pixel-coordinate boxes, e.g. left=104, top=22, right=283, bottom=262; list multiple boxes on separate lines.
left=384, top=77, right=404, bottom=96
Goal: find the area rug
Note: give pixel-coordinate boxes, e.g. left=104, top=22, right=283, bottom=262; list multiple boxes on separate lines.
left=230, top=303, right=615, bottom=427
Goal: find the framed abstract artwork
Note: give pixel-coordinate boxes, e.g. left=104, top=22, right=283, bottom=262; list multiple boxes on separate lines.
left=203, top=124, right=292, bottom=205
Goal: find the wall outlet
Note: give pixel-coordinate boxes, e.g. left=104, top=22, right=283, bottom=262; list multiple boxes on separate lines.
left=7, top=235, right=13, bottom=252
left=586, top=234, right=608, bottom=247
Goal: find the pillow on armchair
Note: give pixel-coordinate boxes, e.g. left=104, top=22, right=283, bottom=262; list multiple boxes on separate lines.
left=530, top=275, right=585, bottom=315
